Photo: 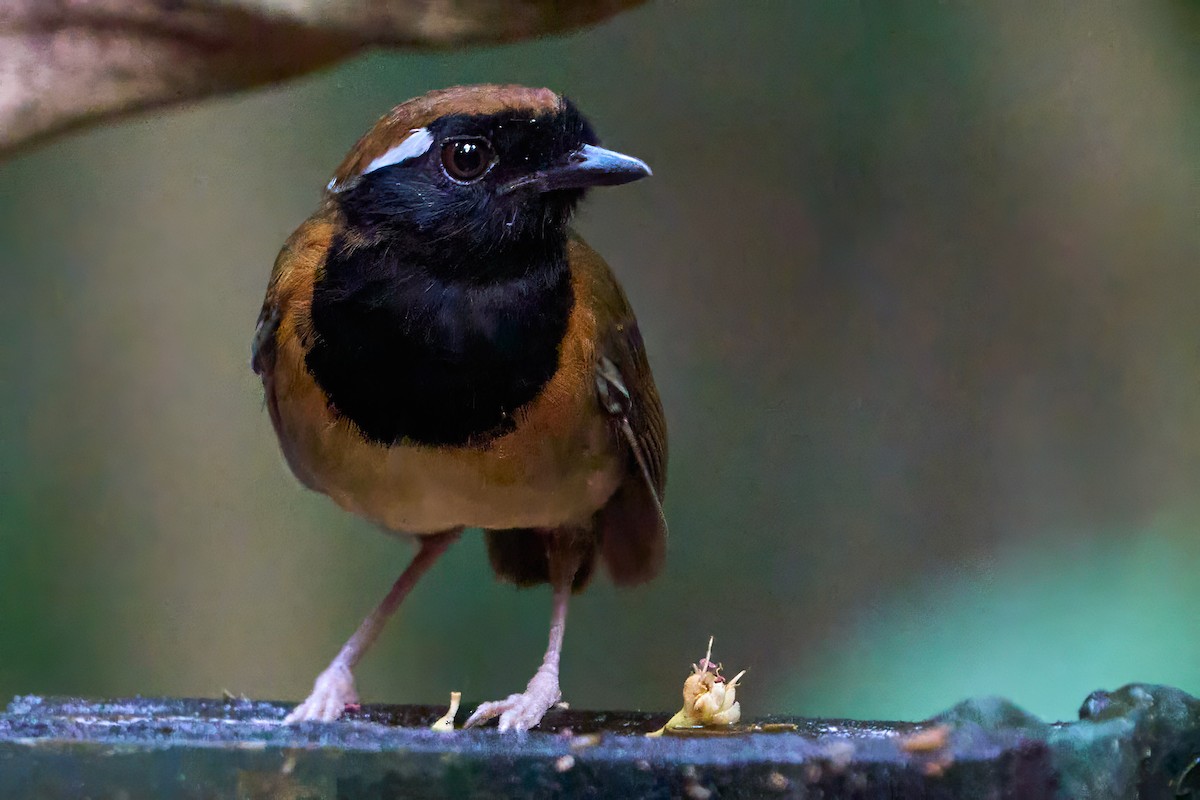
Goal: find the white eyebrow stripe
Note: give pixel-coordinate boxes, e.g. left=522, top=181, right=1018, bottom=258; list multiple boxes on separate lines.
left=364, top=127, right=435, bottom=175
left=328, top=127, right=435, bottom=193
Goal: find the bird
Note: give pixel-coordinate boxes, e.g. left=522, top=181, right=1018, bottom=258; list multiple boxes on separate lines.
left=251, top=85, right=667, bottom=732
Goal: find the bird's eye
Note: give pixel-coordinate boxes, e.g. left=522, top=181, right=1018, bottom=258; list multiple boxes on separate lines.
left=441, top=138, right=496, bottom=183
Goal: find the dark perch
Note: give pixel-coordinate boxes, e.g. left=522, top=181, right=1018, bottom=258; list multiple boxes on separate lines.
left=1, top=685, right=1198, bottom=798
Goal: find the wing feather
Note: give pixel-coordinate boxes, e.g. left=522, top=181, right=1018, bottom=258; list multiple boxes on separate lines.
left=571, top=237, right=668, bottom=585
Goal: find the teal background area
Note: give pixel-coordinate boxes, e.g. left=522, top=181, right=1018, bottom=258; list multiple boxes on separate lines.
left=1, top=1, right=1198, bottom=724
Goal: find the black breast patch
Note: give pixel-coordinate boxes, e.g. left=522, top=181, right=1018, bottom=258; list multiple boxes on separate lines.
left=305, top=236, right=574, bottom=448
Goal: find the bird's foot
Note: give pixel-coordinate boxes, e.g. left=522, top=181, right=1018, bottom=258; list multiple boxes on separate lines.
left=464, top=668, right=561, bottom=732
left=284, top=662, right=359, bottom=723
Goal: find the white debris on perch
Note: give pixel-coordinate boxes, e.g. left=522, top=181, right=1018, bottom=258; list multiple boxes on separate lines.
left=430, top=691, right=461, bottom=732
left=648, top=636, right=746, bottom=737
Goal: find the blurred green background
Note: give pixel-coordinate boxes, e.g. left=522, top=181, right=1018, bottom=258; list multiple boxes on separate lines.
left=2, top=1, right=1199, bottom=724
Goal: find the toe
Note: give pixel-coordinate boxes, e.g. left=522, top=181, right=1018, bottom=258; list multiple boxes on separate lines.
left=464, top=695, right=516, bottom=728
left=283, top=664, right=359, bottom=723
left=468, top=695, right=553, bottom=732
left=283, top=699, right=313, bottom=724
left=497, top=699, right=545, bottom=732
left=497, top=708, right=525, bottom=732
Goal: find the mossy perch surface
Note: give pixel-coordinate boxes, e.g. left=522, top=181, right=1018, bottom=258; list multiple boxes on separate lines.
left=1, top=685, right=1198, bottom=798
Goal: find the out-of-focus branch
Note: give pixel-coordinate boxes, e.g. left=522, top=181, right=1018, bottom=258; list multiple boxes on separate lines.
left=0, top=0, right=646, bottom=158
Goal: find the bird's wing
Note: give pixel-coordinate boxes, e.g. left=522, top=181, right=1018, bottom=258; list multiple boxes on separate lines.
left=249, top=214, right=337, bottom=494
left=250, top=213, right=336, bottom=380
left=250, top=302, right=281, bottom=378
left=571, top=237, right=668, bottom=585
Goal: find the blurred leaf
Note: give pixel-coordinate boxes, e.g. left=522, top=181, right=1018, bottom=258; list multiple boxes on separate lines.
left=0, top=0, right=646, bottom=157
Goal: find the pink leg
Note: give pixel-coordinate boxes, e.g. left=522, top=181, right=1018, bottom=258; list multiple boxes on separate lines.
left=285, top=530, right=459, bottom=723
left=464, top=547, right=579, bottom=732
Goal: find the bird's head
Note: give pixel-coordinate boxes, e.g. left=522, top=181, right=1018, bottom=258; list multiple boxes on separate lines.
left=325, top=85, right=650, bottom=274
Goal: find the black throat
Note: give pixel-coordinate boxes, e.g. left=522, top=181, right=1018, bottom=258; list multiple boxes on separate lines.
left=305, top=230, right=574, bottom=448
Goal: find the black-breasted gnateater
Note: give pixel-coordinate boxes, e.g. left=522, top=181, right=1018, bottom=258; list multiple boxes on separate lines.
left=252, top=85, right=666, bottom=731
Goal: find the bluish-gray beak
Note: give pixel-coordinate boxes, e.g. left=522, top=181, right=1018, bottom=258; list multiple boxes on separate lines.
left=501, top=144, right=652, bottom=194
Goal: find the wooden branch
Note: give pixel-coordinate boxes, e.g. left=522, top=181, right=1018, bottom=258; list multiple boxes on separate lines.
left=0, top=0, right=646, bottom=158
left=2, top=684, right=1198, bottom=798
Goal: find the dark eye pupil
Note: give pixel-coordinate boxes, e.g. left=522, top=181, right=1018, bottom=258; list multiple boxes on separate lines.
left=443, top=139, right=493, bottom=181
left=455, top=143, right=482, bottom=171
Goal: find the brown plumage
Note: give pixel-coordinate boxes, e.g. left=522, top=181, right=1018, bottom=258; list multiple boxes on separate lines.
left=251, top=85, right=666, bottom=730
